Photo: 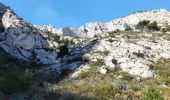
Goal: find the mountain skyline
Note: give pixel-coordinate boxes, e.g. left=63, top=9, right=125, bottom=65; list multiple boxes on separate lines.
left=1, top=0, right=170, bottom=28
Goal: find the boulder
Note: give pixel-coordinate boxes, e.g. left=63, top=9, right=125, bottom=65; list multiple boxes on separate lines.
left=99, top=68, right=107, bottom=75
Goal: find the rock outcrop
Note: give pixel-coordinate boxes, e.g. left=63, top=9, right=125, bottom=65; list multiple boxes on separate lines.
left=0, top=3, right=58, bottom=64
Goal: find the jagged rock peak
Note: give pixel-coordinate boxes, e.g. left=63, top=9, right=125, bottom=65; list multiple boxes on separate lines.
left=60, top=9, right=170, bottom=38
left=35, top=24, right=58, bottom=33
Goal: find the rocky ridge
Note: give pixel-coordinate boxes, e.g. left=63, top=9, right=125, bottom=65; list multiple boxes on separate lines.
left=37, top=9, right=170, bottom=38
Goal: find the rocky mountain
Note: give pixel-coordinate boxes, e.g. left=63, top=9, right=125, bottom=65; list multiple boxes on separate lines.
left=0, top=2, right=170, bottom=79
left=0, top=2, right=97, bottom=77
left=0, top=2, right=170, bottom=99
left=36, top=9, right=170, bottom=38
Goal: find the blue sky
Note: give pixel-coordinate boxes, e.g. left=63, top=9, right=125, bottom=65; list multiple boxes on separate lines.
left=1, top=0, right=170, bottom=28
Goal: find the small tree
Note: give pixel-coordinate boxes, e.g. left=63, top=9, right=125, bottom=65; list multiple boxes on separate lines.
left=58, top=44, right=69, bottom=57
left=147, top=21, right=160, bottom=31
left=136, top=20, right=150, bottom=31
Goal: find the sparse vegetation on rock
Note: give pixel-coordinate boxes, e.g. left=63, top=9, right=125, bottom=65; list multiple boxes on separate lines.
left=0, top=2, right=170, bottom=100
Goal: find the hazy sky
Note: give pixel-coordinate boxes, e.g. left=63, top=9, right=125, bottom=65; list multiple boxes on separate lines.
left=1, top=0, right=170, bottom=28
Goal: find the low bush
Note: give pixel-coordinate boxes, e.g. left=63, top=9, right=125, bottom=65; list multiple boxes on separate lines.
left=0, top=69, right=35, bottom=94
left=133, top=52, right=145, bottom=58
left=147, top=21, right=160, bottom=31
left=161, top=28, right=168, bottom=33
left=89, top=59, right=105, bottom=67
left=58, top=44, right=69, bottom=57
left=131, top=84, right=141, bottom=92
left=108, top=29, right=120, bottom=38
left=136, top=20, right=150, bottom=31
left=151, top=58, right=170, bottom=85
left=94, top=83, right=115, bottom=100
left=141, top=86, right=163, bottom=100
left=121, top=72, right=134, bottom=82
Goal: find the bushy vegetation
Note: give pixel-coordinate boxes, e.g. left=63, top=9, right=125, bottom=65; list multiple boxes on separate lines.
left=93, top=51, right=110, bottom=56
left=161, top=28, right=168, bottom=33
left=89, top=59, right=105, bottom=67
left=45, top=32, right=75, bottom=51
left=58, top=44, right=69, bottom=57
left=147, top=21, right=160, bottom=31
left=136, top=20, right=160, bottom=32
left=150, top=58, right=170, bottom=86
left=161, top=26, right=170, bottom=33
left=107, top=29, right=120, bottom=38
left=94, top=83, right=115, bottom=100
left=141, top=86, right=163, bottom=100
left=133, top=52, right=145, bottom=58
left=1, top=30, right=170, bottom=99
left=121, top=72, right=134, bottom=82
left=0, top=69, right=35, bottom=94
left=46, top=32, right=61, bottom=43
left=136, top=20, right=150, bottom=31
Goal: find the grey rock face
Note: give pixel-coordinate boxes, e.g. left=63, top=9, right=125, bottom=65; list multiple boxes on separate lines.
left=0, top=3, right=58, bottom=64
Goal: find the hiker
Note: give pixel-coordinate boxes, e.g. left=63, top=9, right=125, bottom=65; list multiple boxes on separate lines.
left=120, top=83, right=126, bottom=91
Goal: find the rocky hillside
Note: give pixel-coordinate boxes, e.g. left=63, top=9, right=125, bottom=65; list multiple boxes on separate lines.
left=0, top=2, right=97, bottom=77
left=0, top=2, right=170, bottom=100
left=0, top=2, right=170, bottom=77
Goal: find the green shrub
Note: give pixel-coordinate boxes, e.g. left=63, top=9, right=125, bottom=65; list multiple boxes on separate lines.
left=108, top=33, right=116, bottom=38
left=115, top=29, right=120, bottom=33
left=141, top=87, right=163, bottom=100
left=133, top=52, right=145, bottom=58
left=94, top=34, right=98, bottom=38
left=89, top=59, right=105, bottom=67
left=0, top=69, right=35, bottom=94
left=103, top=50, right=110, bottom=56
left=147, top=21, right=160, bottom=31
left=112, top=59, right=118, bottom=65
left=58, top=44, right=69, bottom=57
left=78, top=71, right=92, bottom=79
left=167, top=25, right=170, bottom=31
left=107, top=38, right=114, bottom=42
left=46, top=32, right=60, bottom=43
left=151, top=58, right=170, bottom=85
left=121, top=72, right=134, bottom=81
left=161, top=28, right=168, bottom=33
left=131, top=84, right=141, bottom=92
left=136, top=20, right=150, bottom=31
left=108, top=29, right=120, bottom=38
left=62, top=38, right=75, bottom=46
left=94, top=83, right=115, bottom=100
